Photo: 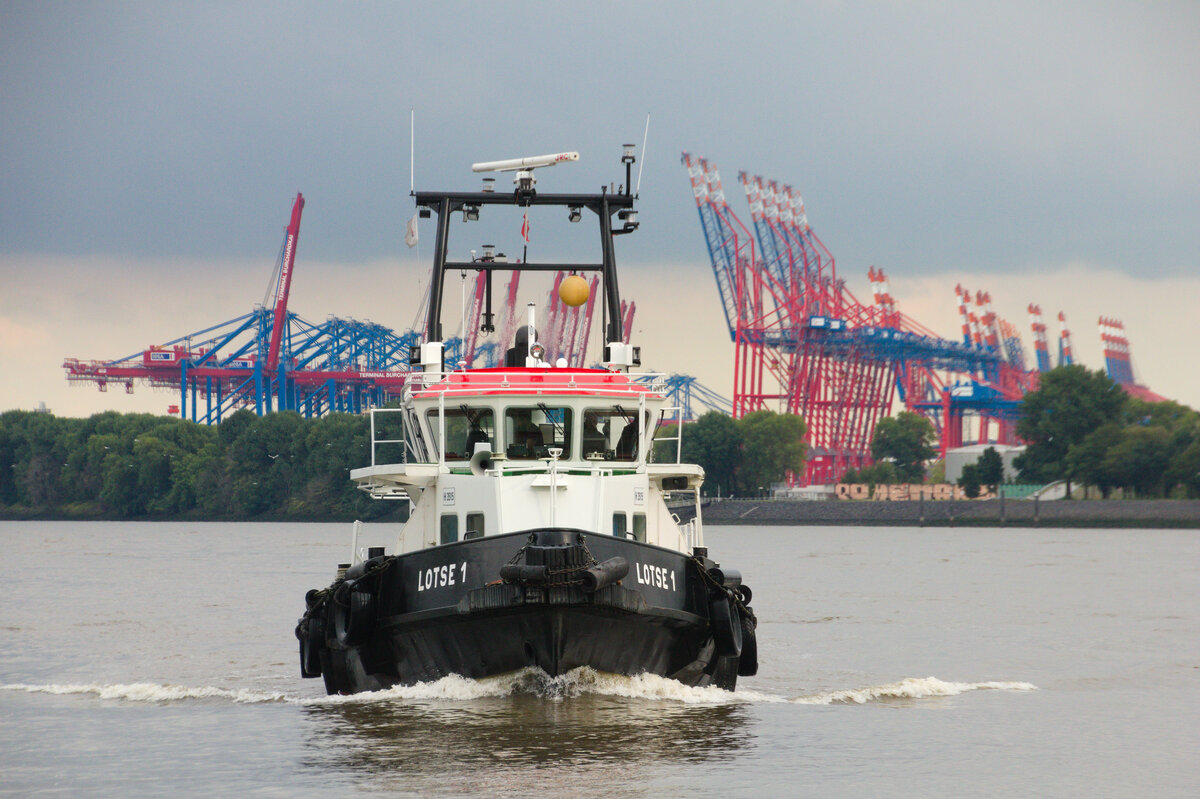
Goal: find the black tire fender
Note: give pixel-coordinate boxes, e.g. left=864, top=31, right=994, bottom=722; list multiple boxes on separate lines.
left=299, top=613, right=325, bottom=678
left=736, top=611, right=758, bottom=677
left=709, top=594, right=743, bottom=658
left=333, top=587, right=375, bottom=646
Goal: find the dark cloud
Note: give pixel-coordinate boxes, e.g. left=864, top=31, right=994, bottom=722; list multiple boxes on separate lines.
left=2, top=1, right=1197, bottom=278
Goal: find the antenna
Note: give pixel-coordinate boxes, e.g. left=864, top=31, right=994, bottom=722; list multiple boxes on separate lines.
left=635, top=113, right=650, bottom=196
left=471, top=152, right=580, bottom=195
left=471, top=152, right=580, bottom=172
left=409, top=108, right=415, bottom=194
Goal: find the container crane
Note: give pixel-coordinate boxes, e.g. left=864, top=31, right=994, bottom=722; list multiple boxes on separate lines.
left=1028, top=304, right=1051, bottom=372
left=265, top=194, right=304, bottom=374
left=1057, top=311, right=1074, bottom=366
left=63, top=194, right=415, bottom=422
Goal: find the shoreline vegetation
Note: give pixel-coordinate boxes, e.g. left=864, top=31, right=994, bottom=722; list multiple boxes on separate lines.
left=3, top=364, right=1197, bottom=526
left=0, top=408, right=406, bottom=524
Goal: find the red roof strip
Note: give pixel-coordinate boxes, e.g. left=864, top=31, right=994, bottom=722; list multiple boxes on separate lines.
left=411, top=367, right=659, bottom=399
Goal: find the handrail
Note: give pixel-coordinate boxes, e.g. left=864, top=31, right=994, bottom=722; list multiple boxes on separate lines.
left=652, top=404, right=685, bottom=464
left=369, top=372, right=686, bottom=469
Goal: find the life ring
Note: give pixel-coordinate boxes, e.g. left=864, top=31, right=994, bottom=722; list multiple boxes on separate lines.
left=709, top=594, right=743, bottom=657
left=737, top=611, right=758, bottom=677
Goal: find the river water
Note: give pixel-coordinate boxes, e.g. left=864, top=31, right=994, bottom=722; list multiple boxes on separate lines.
left=1, top=521, right=1196, bottom=797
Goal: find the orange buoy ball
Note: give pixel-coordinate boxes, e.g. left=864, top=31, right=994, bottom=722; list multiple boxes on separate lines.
left=559, top=274, right=590, bottom=307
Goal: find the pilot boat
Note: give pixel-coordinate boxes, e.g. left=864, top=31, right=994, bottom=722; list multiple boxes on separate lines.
left=296, top=147, right=757, bottom=694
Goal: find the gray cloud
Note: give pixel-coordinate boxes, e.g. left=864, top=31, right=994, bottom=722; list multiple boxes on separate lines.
left=2, top=2, right=1198, bottom=418
left=3, top=1, right=1197, bottom=277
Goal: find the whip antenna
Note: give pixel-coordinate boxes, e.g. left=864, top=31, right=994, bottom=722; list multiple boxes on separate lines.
left=635, top=113, right=650, bottom=196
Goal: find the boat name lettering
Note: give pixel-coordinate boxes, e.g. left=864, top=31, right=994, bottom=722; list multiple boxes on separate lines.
left=634, top=562, right=676, bottom=592
left=417, top=561, right=467, bottom=592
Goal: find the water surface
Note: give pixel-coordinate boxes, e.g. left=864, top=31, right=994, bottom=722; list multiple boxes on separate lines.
left=2, top=522, right=1196, bottom=797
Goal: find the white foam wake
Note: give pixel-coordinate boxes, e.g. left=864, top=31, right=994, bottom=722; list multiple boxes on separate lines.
left=787, top=676, right=1038, bottom=705
left=0, top=682, right=291, bottom=704
left=1, top=673, right=1036, bottom=707
left=299, top=668, right=747, bottom=705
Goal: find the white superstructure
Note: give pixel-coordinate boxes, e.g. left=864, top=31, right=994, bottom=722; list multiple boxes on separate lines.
left=351, top=368, right=705, bottom=556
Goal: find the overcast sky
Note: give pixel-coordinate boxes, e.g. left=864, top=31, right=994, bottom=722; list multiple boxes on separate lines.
left=2, top=1, right=1198, bottom=416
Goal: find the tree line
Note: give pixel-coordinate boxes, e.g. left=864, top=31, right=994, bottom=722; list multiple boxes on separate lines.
left=3, top=365, right=1195, bottom=520
left=0, top=408, right=400, bottom=520
left=1013, top=365, right=1199, bottom=498
left=0, top=406, right=809, bottom=518
left=840, top=365, right=1200, bottom=499
left=653, top=409, right=808, bottom=497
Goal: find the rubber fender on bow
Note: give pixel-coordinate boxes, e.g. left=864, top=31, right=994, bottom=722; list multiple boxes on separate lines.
left=344, top=555, right=387, bottom=582
left=709, top=595, right=743, bottom=658
left=333, top=588, right=375, bottom=646
left=500, top=564, right=549, bottom=583
left=299, top=614, right=325, bottom=678
left=708, top=567, right=742, bottom=590
left=581, top=556, right=629, bottom=592
left=736, top=611, right=758, bottom=677
left=737, top=584, right=753, bottom=606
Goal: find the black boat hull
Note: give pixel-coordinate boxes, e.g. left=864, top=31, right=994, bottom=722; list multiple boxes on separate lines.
left=298, top=529, right=756, bottom=694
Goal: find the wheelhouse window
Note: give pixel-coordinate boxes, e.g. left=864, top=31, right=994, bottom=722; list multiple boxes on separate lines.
left=582, top=407, right=642, bottom=462
left=465, top=512, right=485, bottom=540
left=440, top=514, right=459, bottom=544
left=612, top=512, right=627, bottom=537
left=426, top=406, right=495, bottom=461
left=632, top=513, right=647, bottom=543
left=505, top=405, right=573, bottom=460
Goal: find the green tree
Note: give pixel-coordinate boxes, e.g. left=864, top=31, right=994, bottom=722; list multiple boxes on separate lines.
left=845, top=461, right=900, bottom=488
left=1015, top=365, right=1128, bottom=495
left=664, top=412, right=741, bottom=497
left=1166, top=437, right=1200, bottom=498
left=189, top=450, right=233, bottom=517
left=1125, top=399, right=1199, bottom=497
left=226, top=411, right=307, bottom=517
left=60, top=431, right=120, bottom=506
left=1105, top=426, right=1173, bottom=497
left=218, top=408, right=258, bottom=446
left=1, top=410, right=72, bottom=507
left=0, top=419, right=15, bottom=504
left=299, top=413, right=375, bottom=516
left=976, top=447, right=1004, bottom=493
left=1065, top=423, right=1124, bottom=498
left=100, top=453, right=143, bottom=515
left=958, top=462, right=982, bottom=499
left=871, top=411, right=936, bottom=482
left=736, top=410, right=807, bottom=496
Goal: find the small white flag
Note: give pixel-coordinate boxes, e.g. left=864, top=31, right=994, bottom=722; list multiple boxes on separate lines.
left=405, top=212, right=419, bottom=247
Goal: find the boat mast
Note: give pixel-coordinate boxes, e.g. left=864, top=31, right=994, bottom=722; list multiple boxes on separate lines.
left=412, top=147, right=641, bottom=372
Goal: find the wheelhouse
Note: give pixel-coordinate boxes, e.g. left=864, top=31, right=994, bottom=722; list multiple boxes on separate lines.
left=351, top=368, right=703, bottom=555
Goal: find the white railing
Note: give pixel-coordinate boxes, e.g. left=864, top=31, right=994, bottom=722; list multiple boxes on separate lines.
left=652, top=404, right=685, bottom=464
left=680, top=518, right=698, bottom=552
left=367, top=372, right=703, bottom=473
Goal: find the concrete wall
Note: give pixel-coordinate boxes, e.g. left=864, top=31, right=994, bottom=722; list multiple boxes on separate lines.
left=945, top=444, right=1025, bottom=483
left=701, top=497, right=1200, bottom=528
